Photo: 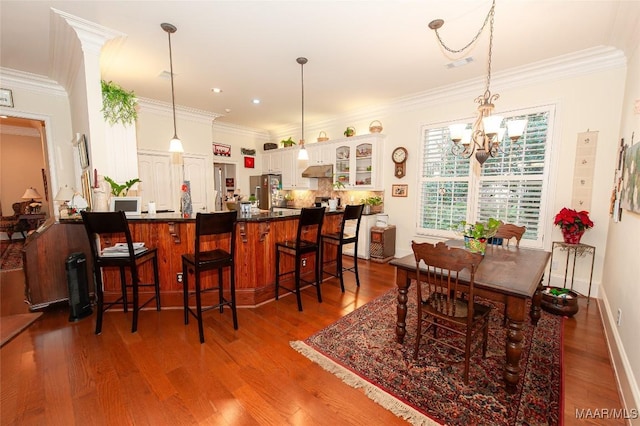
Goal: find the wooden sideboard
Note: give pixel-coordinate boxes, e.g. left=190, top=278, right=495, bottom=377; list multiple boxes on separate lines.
left=23, top=219, right=93, bottom=310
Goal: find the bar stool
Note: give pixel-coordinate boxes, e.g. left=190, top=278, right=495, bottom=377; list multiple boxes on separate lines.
left=81, top=211, right=161, bottom=334
left=275, top=207, right=325, bottom=311
left=182, top=211, right=238, bottom=343
left=320, top=204, right=364, bottom=292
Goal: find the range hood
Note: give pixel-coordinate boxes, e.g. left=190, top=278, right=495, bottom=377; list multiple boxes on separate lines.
left=302, top=164, right=333, bottom=178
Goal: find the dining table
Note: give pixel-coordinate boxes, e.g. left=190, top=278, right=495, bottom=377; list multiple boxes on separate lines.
left=389, top=240, right=551, bottom=393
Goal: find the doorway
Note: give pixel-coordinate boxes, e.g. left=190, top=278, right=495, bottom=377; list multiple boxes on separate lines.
left=213, top=162, right=236, bottom=211
left=0, top=116, right=51, bottom=237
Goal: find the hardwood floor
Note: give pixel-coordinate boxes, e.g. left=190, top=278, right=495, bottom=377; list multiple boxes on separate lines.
left=1, top=259, right=626, bottom=425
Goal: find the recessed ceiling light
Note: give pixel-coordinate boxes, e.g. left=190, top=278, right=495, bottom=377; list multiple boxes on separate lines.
left=211, top=88, right=222, bottom=93
left=225, top=108, right=231, bottom=113
left=252, top=99, right=260, bottom=104
left=446, top=57, right=474, bottom=69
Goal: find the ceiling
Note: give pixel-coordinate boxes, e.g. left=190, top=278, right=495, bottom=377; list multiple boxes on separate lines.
left=1, top=1, right=639, bottom=133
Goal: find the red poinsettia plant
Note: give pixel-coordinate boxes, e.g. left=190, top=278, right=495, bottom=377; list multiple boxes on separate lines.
left=554, top=208, right=594, bottom=233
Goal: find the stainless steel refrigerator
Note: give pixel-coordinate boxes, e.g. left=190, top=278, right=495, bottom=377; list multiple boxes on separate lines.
left=258, top=174, right=282, bottom=210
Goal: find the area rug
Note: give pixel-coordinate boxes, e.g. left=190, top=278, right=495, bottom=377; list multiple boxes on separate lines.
left=0, top=241, right=24, bottom=271
left=291, top=289, right=562, bottom=426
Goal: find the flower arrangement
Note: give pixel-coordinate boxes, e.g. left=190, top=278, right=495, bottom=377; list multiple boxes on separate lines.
left=553, top=208, right=593, bottom=233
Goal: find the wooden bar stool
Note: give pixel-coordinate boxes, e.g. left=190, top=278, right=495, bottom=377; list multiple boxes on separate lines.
left=275, top=207, right=325, bottom=311
left=320, top=204, right=364, bottom=292
left=182, top=211, right=238, bottom=343
left=81, top=211, right=161, bottom=334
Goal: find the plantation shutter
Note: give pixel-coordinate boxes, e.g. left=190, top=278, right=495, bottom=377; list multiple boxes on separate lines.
left=418, top=106, right=553, bottom=247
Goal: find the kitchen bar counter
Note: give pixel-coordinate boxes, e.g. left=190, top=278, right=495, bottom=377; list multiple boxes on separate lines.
left=75, top=209, right=343, bottom=308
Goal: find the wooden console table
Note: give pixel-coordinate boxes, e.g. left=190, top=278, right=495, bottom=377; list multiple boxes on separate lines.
left=18, top=214, right=46, bottom=231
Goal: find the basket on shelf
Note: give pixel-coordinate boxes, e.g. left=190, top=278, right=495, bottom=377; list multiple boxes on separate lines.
left=369, top=120, right=383, bottom=133
left=317, top=131, right=329, bottom=142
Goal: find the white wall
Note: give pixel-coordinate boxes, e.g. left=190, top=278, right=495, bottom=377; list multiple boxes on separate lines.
left=0, top=75, right=74, bottom=199
left=602, top=40, right=640, bottom=414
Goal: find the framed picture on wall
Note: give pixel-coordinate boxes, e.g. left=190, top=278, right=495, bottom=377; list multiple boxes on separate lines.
left=244, top=157, right=255, bottom=168
left=392, top=184, right=408, bottom=197
left=78, top=134, right=89, bottom=169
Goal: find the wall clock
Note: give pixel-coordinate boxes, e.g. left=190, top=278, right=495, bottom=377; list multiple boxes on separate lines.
left=392, top=147, right=408, bottom=178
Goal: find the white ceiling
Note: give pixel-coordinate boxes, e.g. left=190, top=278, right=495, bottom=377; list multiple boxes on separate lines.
left=1, top=1, right=639, bottom=132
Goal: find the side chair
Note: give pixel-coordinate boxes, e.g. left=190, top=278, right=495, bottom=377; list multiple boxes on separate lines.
left=411, top=241, right=491, bottom=384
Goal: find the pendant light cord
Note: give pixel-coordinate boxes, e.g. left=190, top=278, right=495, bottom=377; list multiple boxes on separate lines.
left=168, top=30, right=178, bottom=139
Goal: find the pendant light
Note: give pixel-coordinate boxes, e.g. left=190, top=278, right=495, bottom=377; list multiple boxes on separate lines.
left=297, top=57, right=309, bottom=161
left=161, top=22, right=183, bottom=153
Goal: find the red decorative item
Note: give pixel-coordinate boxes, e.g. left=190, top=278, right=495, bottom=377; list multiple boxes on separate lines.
left=561, top=228, right=585, bottom=244
left=244, top=156, right=255, bottom=168
left=554, top=207, right=593, bottom=244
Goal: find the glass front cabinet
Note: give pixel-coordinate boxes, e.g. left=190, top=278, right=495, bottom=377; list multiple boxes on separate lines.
left=334, top=134, right=385, bottom=190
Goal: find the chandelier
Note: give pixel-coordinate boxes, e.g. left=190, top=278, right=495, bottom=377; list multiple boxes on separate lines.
left=428, top=0, right=527, bottom=165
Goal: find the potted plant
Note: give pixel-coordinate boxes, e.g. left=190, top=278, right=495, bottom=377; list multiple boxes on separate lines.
left=104, top=176, right=141, bottom=197
left=453, top=217, right=500, bottom=254
left=280, top=137, right=296, bottom=148
left=101, top=80, right=138, bottom=125
left=332, top=180, right=346, bottom=191
left=344, top=127, right=356, bottom=137
left=361, top=195, right=383, bottom=214
left=554, top=207, right=593, bottom=244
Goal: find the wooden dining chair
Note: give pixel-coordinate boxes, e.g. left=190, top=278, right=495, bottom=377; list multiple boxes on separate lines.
left=491, top=222, right=526, bottom=247
left=411, top=241, right=491, bottom=384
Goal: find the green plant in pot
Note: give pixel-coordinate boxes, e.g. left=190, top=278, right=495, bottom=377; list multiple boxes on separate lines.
left=104, top=176, right=141, bottom=197
left=361, top=195, right=383, bottom=214
left=453, top=217, right=500, bottom=254
left=280, top=137, right=296, bottom=147
left=101, top=80, right=138, bottom=125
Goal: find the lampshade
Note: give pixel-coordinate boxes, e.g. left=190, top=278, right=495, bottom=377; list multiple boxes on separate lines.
left=22, top=187, right=42, bottom=200
left=169, top=137, right=184, bottom=153
left=54, top=186, right=75, bottom=201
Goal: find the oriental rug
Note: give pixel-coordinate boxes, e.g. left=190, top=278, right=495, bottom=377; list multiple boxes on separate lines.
left=0, top=241, right=24, bottom=272
left=291, top=289, right=562, bottom=426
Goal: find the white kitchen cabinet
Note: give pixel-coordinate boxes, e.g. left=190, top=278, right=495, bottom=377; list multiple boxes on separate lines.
left=137, top=152, right=173, bottom=211
left=333, top=134, right=385, bottom=190
left=281, top=149, right=316, bottom=189
left=307, top=142, right=335, bottom=165
left=262, top=149, right=284, bottom=174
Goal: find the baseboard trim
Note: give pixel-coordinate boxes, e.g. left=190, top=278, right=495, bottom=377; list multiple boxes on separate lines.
left=599, top=287, right=640, bottom=422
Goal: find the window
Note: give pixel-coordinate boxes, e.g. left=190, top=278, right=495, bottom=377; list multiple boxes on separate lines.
left=418, top=105, right=554, bottom=247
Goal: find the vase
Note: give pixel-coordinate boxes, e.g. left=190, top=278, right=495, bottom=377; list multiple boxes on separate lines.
left=561, top=228, right=584, bottom=244
left=467, top=237, right=487, bottom=255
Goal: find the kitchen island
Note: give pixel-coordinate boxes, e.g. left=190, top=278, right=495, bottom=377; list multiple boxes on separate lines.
left=93, top=209, right=343, bottom=308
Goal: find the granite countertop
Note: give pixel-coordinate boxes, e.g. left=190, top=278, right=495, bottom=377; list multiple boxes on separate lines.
left=60, top=208, right=343, bottom=224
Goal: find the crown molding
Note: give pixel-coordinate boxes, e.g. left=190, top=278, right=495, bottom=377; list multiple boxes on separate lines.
left=212, top=120, right=271, bottom=141
left=0, top=67, right=67, bottom=97
left=137, top=97, right=222, bottom=125
left=273, top=46, right=627, bottom=135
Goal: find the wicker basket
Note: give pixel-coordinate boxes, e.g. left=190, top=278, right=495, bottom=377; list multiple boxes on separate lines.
left=317, top=131, right=329, bottom=142
left=369, top=120, right=383, bottom=133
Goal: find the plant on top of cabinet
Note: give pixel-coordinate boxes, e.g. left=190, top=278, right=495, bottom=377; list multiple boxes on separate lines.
left=101, top=80, right=138, bottom=125
left=104, top=176, right=141, bottom=197
left=280, top=137, right=296, bottom=147
left=344, top=127, right=356, bottom=137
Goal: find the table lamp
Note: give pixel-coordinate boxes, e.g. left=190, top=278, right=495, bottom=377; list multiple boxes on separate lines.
left=54, top=186, right=75, bottom=218
left=21, top=187, right=43, bottom=213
